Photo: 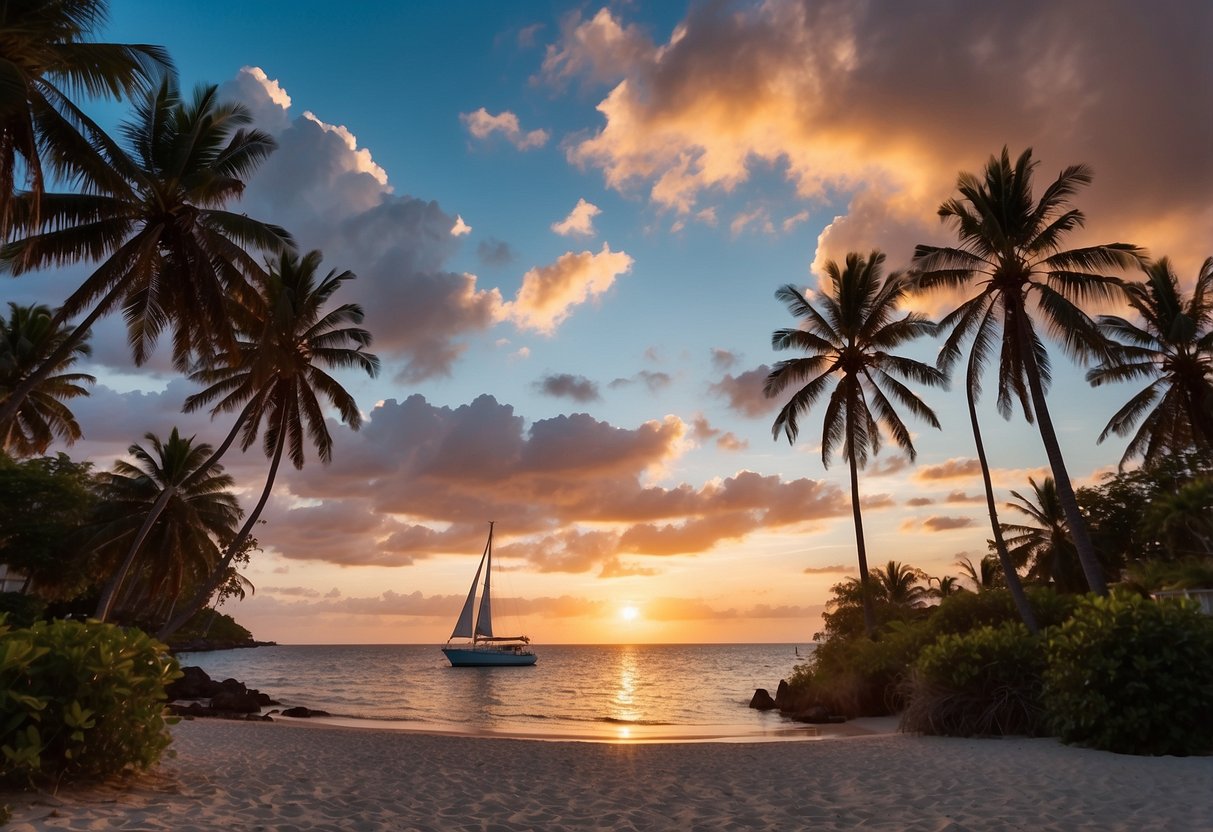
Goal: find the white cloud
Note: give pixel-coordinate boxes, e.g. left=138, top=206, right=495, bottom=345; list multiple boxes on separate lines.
left=460, top=107, right=549, bottom=150
left=450, top=214, right=472, bottom=236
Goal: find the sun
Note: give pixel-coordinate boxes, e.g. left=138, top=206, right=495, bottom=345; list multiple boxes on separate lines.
left=620, top=605, right=640, bottom=622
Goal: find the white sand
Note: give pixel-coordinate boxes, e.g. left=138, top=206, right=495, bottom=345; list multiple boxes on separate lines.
left=6, top=719, right=1213, bottom=831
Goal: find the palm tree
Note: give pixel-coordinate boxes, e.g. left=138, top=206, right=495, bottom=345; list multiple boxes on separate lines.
left=1002, top=477, right=1087, bottom=593
left=157, top=249, right=379, bottom=639
left=0, top=77, right=292, bottom=430
left=956, top=554, right=1004, bottom=592
left=911, top=147, right=1144, bottom=595
left=1087, top=257, right=1213, bottom=467
left=93, top=427, right=241, bottom=622
left=927, top=574, right=966, bottom=600
left=1144, top=478, right=1213, bottom=558
left=873, top=560, right=930, bottom=607
left=765, top=250, right=945, bottom=637
left=0, top=0, right=171, bottom=238
left=0, top=302, right=93, bottom=455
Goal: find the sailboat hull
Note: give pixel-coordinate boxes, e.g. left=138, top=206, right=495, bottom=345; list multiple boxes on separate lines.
left=442, top=646, right=537, bottom=667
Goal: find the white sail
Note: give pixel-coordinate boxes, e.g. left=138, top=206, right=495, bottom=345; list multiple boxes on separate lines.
left=474, top=527, right=494, bottom=638
left=449, top=538, right=488, bottom=640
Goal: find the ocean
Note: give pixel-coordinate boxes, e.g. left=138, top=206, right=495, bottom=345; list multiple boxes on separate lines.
left=177, top=643, right=815, bottom=742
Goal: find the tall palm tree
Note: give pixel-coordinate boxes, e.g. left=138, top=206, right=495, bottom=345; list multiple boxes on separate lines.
left=927, top=574, right=966, bottom=600
left=157, top=250, right=379, bottom=639
left=1087, top=257, right=1213, bottom=467
left=1002, top=477, right=1086, bottom=593
left=0, top=77, right=292, bottom=430
left=0, top=302, right=93, bottom=455
left=873, top=560, right=930, bottom=608
left=93, top=427, right=241, bottom=622
left=0, top=0, right=171, bottom=238
left=765, top=250, right=945, bottom=637
left=911, top=147, right=1144, bottom=595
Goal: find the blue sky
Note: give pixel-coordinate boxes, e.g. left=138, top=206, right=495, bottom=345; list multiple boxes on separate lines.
left=10, top=1, right=1208, bottom=643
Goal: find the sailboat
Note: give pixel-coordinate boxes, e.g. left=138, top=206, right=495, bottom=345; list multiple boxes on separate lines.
left=442, top=523, right=537, bottom=667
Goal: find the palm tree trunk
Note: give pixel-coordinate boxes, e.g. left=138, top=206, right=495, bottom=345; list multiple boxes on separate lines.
left=156, top=414, right=288, bottom=641
left=1015, top=309, right=1108, bottom=595
left=848, top=434, right=877, bottom=639
left=0, top=282, right=123, bottom=440
left=95, top=398, right=259, bottom=621
left=967, top=374, right=1039, bottom=633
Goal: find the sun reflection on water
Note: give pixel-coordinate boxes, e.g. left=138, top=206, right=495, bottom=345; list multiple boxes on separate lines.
left=611, top=646, right=640, bottom=725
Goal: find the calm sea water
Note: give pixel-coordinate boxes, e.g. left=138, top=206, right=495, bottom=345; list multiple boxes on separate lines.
left=176, top=643, right=814, bottom=742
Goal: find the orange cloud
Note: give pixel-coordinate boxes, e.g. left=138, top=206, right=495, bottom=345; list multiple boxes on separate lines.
left=916, top=458, right=982, bottom=481
left=551, top=198, right=601, bottom=236
left=503, top=243, right=634, bottom=333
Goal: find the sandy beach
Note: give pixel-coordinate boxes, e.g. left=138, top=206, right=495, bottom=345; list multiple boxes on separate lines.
left=5, top=719, right=1213, bottom=831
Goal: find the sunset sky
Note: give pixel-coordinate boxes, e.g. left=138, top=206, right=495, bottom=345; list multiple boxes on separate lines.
left=10, top=1, right=1209, bottom=644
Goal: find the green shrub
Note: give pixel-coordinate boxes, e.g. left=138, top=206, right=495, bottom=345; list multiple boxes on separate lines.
left=792, top=620, right=934, bottom=717
left=901, top=623, right=1047, bottom=737
left=0, top=593, right=45, bottom=628
left=926, top=587, right=1075, bottom=638
left=0, top=617, right=181, bottom=783
left=1044, top=592, right=1213, bottom=755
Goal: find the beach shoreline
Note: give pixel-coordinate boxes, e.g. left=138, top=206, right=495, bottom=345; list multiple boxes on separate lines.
left=6, top=718, right=1212, bottom=831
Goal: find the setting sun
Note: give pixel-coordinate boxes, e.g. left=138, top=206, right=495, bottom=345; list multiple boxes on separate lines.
left=620, top=606, right=640, bottom=621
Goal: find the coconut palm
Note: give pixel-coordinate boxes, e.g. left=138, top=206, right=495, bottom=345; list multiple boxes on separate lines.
left=156, top=249, right=379, bottom=639
left=957, top=554, right=1005, bottom=592
left=93, top=427, right=241, bottom=622
left=873, top=560, right=930, bottom=608
left=765, top=250, right=945, bottom=637
left=927, top=574, right=966, bottom=600
left=1087, top=257, right=1213, bottom=467
left=0, top=77, right=292, bottom=431
left=1143, top=478, right=1213, bottom=558
left=0, top=302, right=93, bottom=455
left=1001, top=477, right=1086, bottom=593
left=911, top=147, right=1144, bottom=595
left=0, top=0, right=171, bottom=238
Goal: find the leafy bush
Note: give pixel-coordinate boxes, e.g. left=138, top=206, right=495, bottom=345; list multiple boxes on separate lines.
left=791, top=620, right=934, bottom=716
left=0, top=617, right=181, bottom=783
left=926, top=587, right=1075, bottom=638
left=0, top=593, right=45, bottom=628
left=901, top=623, right=1047, bottom=737
left=1044, top=592, right=1213, bottom=755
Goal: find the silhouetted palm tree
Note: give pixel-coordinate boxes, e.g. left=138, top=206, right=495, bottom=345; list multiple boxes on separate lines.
left=93, top=427, right=241, bottom=621
left=0, top=302, right=93, bottom=455
left=874, top=560, right=930, bottom=608
left=765, top=250, right=945, bottom=637
left=0, top=78, right=292, bottom=430
left=1002, top=477, right=1086, bottom=593
left=0, top=0, right=171, bottom=237
left=927, top=574, right=966, bottom=599
left=1088, top=257, right=1213, bottom=467
left=912, top=147, right=1144, bottom=595
left=956, top=554, right=1005, bottom=592
left=157, top=250, right=379, bottom=639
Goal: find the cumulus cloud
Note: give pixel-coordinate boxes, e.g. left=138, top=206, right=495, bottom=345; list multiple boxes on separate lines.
left=709, top=365, right=776, bottom=418
left=476, top=238, right=514, bottom=267
left=502, top=243, right=634, bottom=333
left=914, top=516, right=977, bottom=532
left=550, top=1, right=1210, bottom=272
left=551, top=198, right=602, bottom=236
left=460, top=107, right=549, bottom=150
left=534, top=372, right=601, bottom=402
left=217, top=67, right=508, bottom=382
left=268, top=395, right=850, bottom=572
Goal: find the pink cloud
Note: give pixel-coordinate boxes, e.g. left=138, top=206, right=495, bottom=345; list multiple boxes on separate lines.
left=503, top=243, right=634, bottom=333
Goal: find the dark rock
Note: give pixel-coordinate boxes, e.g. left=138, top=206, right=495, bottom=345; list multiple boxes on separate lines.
left=749, top=688, right=778, bottom=710
left=210, top=690, right=263, bottom=713
left=774, top=679, right=791, bottom=709
left=167, top=666, right=223, bottom=700
left=280, top=706, right=331, bottom=718
left=787, top=705, right=846, bottom=724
